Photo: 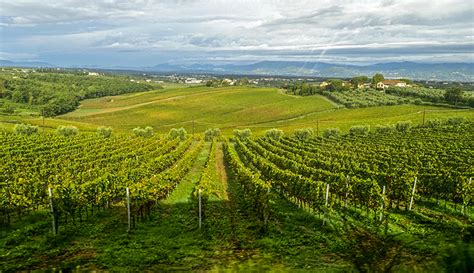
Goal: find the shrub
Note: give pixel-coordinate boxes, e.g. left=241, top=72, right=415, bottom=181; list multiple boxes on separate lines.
left=294, top=128, right=314, bottom=140
left=265, top=128, right=284, bottom=140
left=14, top=123, right=39, bottom=135
left=169, top=127, right=187, bottom=140
left=395, top=121, right=412, bottom=133
left=445, top=117, right=466, bottom=126
left=374, top=125, right=394, bottom=134
left=425, top=119, right=442, bottom=128
left=204, top=128, right=221, bottom=141
left=133, top=126, right=154, bottom=137
left=56, top=125, right=78, bottom=137
left=97, top=126, right=113, bottom=138
left=323, top=128, right=340, bottom=139
left=349, top=125, right=370, bottom=136
left=233, top=129, right=252, bottom=140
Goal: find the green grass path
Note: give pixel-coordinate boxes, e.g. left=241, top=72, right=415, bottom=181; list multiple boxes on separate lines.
left=163, top=141, right=210, bottom=204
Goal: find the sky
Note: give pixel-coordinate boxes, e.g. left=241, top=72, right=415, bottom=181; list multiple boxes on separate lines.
left=0, top=0, right=473, bottom=67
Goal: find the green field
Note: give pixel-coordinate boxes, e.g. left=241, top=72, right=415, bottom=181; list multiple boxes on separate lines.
left=1, top=85, right=471, bottom=134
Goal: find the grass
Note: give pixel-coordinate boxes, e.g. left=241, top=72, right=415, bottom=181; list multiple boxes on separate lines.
left=1, top=85, right=472, bottom=134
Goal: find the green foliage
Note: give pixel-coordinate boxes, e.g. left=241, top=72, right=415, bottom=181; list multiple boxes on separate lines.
left=56, top=125, right=78, bottom=137
left=0, top=70, right=155, bottom=116
left=233, top=129, right=252, bottom=140
left=395, top=121, right=412, bottom=133
left=374, top=124, right=394, bottom=134
left=327, top=79, right=350, bottom=91
left=168, top=127, right=187, bottom=140
left=1, top=103, right=15, bottom=114
left=96, top=126, right=113, bottom=138
left=444, top=87, right=464, bottom=105
left=350, top=76, right=369, bottom=85
left=349, top=125, right=370, bottom=136
left=323, top=128, right=340, bottom=138
left=445, top=117, right=466, bottom=126
left=204, top=128, right=221, bottom=141
left=133, top=126, right=154, bottom=137
left=294, top=128, right=314, bottom=140
left=322, top=89, right=409, bottom=108
left=265, top=128, right=284, bottom=140
left=372, top=73, right=385, bottom=85
left=425, top=118, right=442, bottom=128
left=285, top=82, right=321, bottom=96
left=14, top=123, right=39, bottom=135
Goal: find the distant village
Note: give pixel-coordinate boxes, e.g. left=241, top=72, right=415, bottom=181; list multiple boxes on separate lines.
left=2, top=67, right=471, bottom=91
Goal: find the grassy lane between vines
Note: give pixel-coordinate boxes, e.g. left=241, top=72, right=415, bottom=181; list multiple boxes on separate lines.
left=163, top=140, right=211, bottom=204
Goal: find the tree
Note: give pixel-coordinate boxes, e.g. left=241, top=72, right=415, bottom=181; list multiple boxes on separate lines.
left=56, top=125, right=78, bottom=137
left=97, top=126, right=113, bottom=138
left=168, top=127, right=187, bottom=140
left=323, top=128, right=340, bottom=138
left=294, top=128, right=314, bottom=140
left=233, top=129, right=252, bottom=140
left=444, top=87, right=464, bottom=105
left=327, top=79, right=349, bottom=91
left=14, top=123, right=39, bottom=135
left=133, top=126, right=154, bottom=137
left=204, top=128, right=221, bottom=141
left=351, top=76, right=369, bottom=87
left=372, top=73, right=385, bottom=85
left=265, top=129, right=284, bottom=140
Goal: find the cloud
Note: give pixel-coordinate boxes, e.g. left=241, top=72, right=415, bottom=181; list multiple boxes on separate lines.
left=0, top=0, right=472, bottom=66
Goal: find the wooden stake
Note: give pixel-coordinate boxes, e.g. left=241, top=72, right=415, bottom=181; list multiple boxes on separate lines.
left=344, top=175, right=349, bottom=208
left=126, top=187, right=131, bottom=232
left=323, top=184, right=330, bottom=226
left=198, top=189, right=202, bottom=229
left=462, top=177, right=472, bottom=215
left=380, top=185, right=386, bottom=221
left=409, top=177, right=417, bottom=211
left=325, top=184, right=330, bottom=207
left=48, top=188, right=56, bottom=235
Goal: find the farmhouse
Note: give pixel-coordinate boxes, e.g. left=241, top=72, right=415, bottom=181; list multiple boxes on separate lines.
left=319, top=81, right=329, bottom=88
left=185, top=78, right=203, bottom=84
left=376, top=79, right=408, bottom=89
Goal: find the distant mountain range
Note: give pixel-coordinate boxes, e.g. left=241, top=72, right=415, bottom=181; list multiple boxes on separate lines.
left=2, top=59, right=473, bottom=81
left=0, top=59, right=55, bottom=68
left=144, top=61, right=474, bottom=81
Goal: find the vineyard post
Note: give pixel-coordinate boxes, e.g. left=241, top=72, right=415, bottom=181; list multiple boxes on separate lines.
left=344, top=175, right=349, bottom=208
left=409, top=177, right=417, bottom=211
left=380, top=185, right=386, bottom=221
left=48, top=188, right=56, bottom=235
left=198, top=189, right=202, bottom=229
left=462, top=177, right=472, bottom=215
left=323, top=184, right=330, bottom=226
left=325, top=183, right=330, bottom=207
left=126, top=187, right=131, bottom=232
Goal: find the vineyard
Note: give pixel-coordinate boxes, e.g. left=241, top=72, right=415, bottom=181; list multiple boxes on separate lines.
left=0, top=132, right=202, bottom=230
left=1, top=122, right=473, bottom=271
left=229, top=123, right=473, bottom=221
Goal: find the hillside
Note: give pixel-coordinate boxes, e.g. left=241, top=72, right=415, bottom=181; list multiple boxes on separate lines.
left=1, top=84, right=472, bottom=134
left=57, top=85, right=474, bottom=134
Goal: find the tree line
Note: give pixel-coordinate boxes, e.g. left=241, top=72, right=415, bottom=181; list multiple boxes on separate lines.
left=0, top=71, right=157, bottom=116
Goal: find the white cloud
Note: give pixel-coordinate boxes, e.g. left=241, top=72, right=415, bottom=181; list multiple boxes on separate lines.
left=0, top=0, right=472, bottom=65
